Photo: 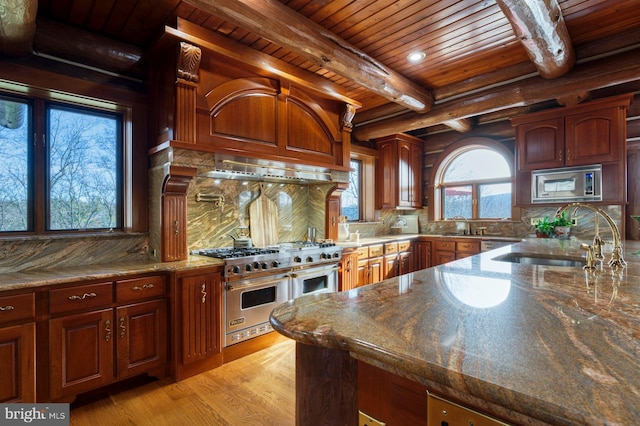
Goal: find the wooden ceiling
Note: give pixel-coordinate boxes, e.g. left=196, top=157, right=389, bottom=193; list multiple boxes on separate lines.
left=7, top=0, right=640, bottom=141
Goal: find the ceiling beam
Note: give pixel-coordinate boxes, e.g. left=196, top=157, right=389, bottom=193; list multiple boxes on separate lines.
left=353, top=47, right=640, bottom=141
left=496, top=0, right=575, bottom=79
left=181, top=0, right=433, bottom=113
left=0, top=0, right=37, bottom=56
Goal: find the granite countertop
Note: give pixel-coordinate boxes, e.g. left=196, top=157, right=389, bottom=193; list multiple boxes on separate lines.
left=271, top=238, right=640, bottom=425
left=0, top=256, right=224, bottom=292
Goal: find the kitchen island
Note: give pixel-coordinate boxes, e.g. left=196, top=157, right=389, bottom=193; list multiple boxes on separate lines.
left=270, top=238, right=640, bottom=425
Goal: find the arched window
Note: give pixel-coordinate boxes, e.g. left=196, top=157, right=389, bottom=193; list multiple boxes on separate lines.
left=434, top=139, right=513, bottom=220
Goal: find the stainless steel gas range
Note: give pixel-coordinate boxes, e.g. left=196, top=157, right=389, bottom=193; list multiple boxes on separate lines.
left=193, top=242, right=342, bottom=347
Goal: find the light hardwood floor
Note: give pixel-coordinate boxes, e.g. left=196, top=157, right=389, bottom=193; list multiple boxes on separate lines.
left=69, top=339, right=296, bottom=426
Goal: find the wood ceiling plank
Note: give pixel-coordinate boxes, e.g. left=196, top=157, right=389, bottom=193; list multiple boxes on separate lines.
left=181, top=0, right=434, bottom=112
left=48, top=0, right=72, bottom=21
left=354, top=47, right=640, bottom=140
left=101, top=0, right=137, bottom=38
left=85, top=0, right=117, bottom=32
left=67, top=0, right=94, bottom=26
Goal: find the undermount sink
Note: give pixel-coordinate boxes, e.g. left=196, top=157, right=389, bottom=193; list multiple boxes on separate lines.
left=492, top=253, right=586, bottom=267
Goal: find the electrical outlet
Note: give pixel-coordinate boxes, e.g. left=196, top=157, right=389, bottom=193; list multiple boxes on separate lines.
left=571, top=218, right=578, bottom=226
left=530, top=217, right=544, bottom=225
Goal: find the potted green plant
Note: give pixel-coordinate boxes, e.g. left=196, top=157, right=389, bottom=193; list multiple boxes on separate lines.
left=535, top=217, right=554, bottom=238
left=553, top=211, right=572, bottom=239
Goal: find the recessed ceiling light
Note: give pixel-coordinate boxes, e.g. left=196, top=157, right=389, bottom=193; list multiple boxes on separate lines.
left=407, top=51, right=426, bottom=63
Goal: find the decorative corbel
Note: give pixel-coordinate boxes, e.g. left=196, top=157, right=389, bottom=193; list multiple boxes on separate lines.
left=341, top=103, right=357, bottom=131
left=177, top=41, right=202, bottom=82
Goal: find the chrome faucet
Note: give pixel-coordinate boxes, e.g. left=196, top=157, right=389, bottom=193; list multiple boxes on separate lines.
left=555, top=203, right=625, bottom=268
left=450, top=215, right=470, bottom=235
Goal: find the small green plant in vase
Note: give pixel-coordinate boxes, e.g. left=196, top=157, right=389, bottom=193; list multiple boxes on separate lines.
left=553, top=211, right=572, bottom=239
left=535, top=217, right=554, bottom=238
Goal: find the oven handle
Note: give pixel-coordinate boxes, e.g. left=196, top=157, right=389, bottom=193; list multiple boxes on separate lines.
left=225, top=274, right=292, bottom=291
left=290, top=265, right=339, bottom=279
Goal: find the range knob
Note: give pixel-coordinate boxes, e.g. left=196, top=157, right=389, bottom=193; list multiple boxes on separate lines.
left=272, top=260, right=281, bottom=268
left=261, top=262, right=268, bottom=269
left=232, top=265, right=241, bottom=274
left=253, top=261, right=261, bottom=269
left=294, top=256, right=302, bottom=263
left=333, top=252, right=340, bottom=258
left=320, top=253, right=328, bottom=259
left=306, top=256, right=314, bottom=262
left=245, top=264, right=252, bottom=272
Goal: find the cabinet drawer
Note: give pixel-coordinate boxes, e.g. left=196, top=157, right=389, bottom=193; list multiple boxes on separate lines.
left=398, top=241, right=411, bottom=252
left=435, top=241, right=455, bottom=251
left=0, top=293, right=35, bottom=325
left=456, top=241, right=480, bottom=253
left=49, top=282, right=113, bottom=315
left=116, top=275, right=166, bottom=303
left=368, top=244, right=383, bottom=257
left=384, top=242, right=398, bottom=254
left=356, top=247, right=369, bottom=259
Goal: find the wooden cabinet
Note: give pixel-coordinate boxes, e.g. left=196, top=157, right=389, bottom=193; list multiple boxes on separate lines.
left=174, top=271, right=223, bottom=381
left=0, top=292, right=36, bottom=403
left=431, top=238, right=481, bottom=266
left=376, top=134, right=423, bottom=209
left=339, top=250, right=359, bottom=291
left=455, top=240, right=481, bottom=259
left=512, top=94, right=632, bottom=205
left=356, top=244, right=384, bottom=287
left=415, top=240, right=432, bottom=270
left=48, top=275, right=168, bottom=401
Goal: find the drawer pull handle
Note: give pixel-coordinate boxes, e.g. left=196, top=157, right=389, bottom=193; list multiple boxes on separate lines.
left=0, top=305, right=15, bottom=311
left=119, top=317, right=126, bottom=338
left=68, top=292, right=97, bottom=301
left=131, top=283, right=155, bottom=291
left=105, top=320, right=111, bottom=342
left=201, top=283, right=207, bottom=304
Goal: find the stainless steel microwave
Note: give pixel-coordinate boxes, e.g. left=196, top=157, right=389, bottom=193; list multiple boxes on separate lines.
left=531, top=164, right=602, bottom=204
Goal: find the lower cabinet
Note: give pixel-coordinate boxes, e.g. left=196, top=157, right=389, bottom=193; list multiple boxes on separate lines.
left=415, top=240, right=431, bottom=270
left=431, top=238, right=481, bottom=266
left=339, top=250, right=359, bottom=291
left=173, top=270, right=223, bottom=381
left=48, top=275, right=168, bottom=401
left=0, top=291, right=36, bottom=403
left=49, top=309, right=114, bottom=400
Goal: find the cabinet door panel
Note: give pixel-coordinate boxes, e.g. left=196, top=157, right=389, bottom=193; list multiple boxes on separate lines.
left=516, top=117, right=564, bottom=170
left=181, top=274, right=221, bottom=364
left=162, top=194, right=188, bottom=261
left=566, top=107, right=621, bottom=165
left=368, top=257, right=384, bottom=284
left=49, top=309, right=113, bottom=400
left=0, top=323, right=35, bottom=403
left=384, top=255, right=397, bottom=280
left=116, top=299, right=167, bottom=379
left=356, top=259, right=368, bottom=288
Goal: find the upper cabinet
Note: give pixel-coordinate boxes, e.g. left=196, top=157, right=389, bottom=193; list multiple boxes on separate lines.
left=376, top=134, right=423, bottom=209
left=512, top=94, right=632, bottom=205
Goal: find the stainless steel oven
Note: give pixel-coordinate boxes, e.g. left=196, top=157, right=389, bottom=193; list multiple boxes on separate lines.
left=290, top=263, right=338, bottom=299
left=224, top=272, right=290, bottom=347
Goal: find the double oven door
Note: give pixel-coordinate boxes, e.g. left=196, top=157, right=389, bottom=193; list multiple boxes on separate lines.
left=224, top=273, right=289, bottom=347
left=223, top=262, right=339, bottom=347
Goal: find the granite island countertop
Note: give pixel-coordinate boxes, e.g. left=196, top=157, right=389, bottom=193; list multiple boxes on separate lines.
left=270, top=238, right=640, bottom=425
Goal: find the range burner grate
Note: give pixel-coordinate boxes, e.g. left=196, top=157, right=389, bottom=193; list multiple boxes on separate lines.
left=193, top=247, right=279, bottom=259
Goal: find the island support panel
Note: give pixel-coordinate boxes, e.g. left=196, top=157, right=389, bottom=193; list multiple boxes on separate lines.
left=296, top=342, right=358, bottom=425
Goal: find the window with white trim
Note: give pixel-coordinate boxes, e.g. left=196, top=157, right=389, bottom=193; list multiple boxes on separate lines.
left=434, top=143, right=513, bottom=220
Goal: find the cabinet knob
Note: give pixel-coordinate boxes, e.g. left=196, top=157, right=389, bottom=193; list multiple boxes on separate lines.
left=558, top=149, right=563, bottom=161
left=119, top=317, right=126, bottom=338
left=105, top=320, right=111, bottom=342
left=68, top=292, right=97, bottom=301
left=0, top=305, right=15, bottom=311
